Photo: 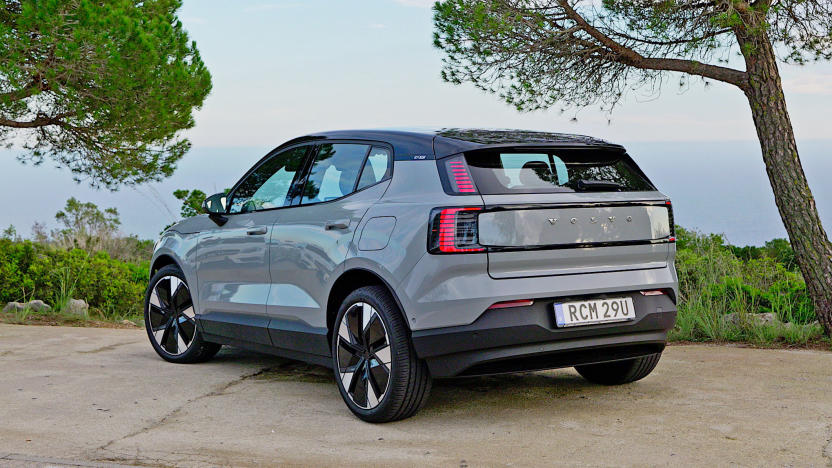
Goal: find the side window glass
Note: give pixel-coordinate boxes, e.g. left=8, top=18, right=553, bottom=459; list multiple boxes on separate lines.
left=229, top=146, right=308, bottom=213
left=356, top=147, right=392, bottom=190
left=301, top=144, right=369, bottom=204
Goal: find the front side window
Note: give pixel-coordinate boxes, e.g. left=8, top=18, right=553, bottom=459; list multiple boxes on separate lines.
left=301, top=144, right=370, bottom=204
left=229, top=146, right=309, bottom=213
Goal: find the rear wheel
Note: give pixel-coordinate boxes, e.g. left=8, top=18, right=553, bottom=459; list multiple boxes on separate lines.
left=144, top=265, right=221, bottom=364
left=575, top=353, right=662, bottom=385
left=332, top=286, right=431, bottom=422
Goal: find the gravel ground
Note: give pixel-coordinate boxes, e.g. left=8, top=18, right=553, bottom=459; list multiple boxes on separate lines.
left=1, top=323, right=831, bottom=467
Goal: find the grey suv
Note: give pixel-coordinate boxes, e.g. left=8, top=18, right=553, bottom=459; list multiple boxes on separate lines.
left=145, top=128, right=678, bottom=422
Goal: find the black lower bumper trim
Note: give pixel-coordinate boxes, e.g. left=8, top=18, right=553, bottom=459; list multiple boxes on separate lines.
left=412, top=292, right=676, bottom=377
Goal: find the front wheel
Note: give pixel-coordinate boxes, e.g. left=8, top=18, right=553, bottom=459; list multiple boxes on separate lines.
left=332, top=286, right=431, bottom=423
left=144, top=265, right=221, bottom=364
left=575, top=353, right=662, bottom=385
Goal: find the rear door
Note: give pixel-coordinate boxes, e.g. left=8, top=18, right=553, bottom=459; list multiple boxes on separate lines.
left=443, top=147, right=673, bottom=279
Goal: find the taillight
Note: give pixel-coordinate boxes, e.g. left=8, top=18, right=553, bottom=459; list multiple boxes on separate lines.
left=438, top=155, right=478, bottom=194
left=666, top=199, right=675, bottom=241
left=428, top=207, right=485, bottom=253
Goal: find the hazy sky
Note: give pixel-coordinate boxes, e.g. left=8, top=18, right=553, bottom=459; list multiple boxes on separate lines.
left=2, top=0, right=831, bottom=242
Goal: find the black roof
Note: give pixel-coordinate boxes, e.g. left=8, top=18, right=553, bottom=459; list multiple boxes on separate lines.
left=279, top=128, right=623, bottom=160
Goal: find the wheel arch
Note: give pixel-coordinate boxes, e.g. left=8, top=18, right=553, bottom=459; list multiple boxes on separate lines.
left=326, top=268, right=409, bottom=343
left=150, top=254, right=179, bottom=276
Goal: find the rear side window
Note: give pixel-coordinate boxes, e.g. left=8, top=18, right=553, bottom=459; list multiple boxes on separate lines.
left=464, top=149, right=654, bottom=194
left=356, top=147, right=392, bottom=190
left=301, top=144, right=369, bottom=204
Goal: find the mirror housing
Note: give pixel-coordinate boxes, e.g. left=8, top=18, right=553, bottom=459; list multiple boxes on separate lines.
left=202, top=193, right=228, bottom=226
left=202, top=192, right=227, bottom=214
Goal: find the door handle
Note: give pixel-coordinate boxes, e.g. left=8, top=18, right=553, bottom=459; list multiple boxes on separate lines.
left=325, top=219, right=350, bottom=230
left=246, top=227, right=268, bottom=235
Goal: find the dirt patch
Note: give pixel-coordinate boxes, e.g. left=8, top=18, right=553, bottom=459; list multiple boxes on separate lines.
left=0, top=313, right=140, bottom=329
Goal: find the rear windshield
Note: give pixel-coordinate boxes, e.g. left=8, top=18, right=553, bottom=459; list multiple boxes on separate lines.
left=464, top=149, right=655, bottom=194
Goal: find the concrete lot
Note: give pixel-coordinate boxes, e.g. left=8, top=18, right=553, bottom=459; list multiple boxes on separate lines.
left=1, top=324, right=831, bottom=467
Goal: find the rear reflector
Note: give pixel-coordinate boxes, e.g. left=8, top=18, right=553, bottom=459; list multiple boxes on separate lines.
left=428, top=207, right=485, bottom=253
left=640, top=290, right=665, bottom=296
left=487, top=299, right=534, bottom=310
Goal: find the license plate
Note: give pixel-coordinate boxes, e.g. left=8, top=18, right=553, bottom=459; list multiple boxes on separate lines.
left=554, top=297, right=636, bottom=327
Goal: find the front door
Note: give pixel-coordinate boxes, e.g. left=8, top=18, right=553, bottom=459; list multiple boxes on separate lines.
left=196, top=144, right=311, bottom=344
left=267, top=143, right=393, bottom=355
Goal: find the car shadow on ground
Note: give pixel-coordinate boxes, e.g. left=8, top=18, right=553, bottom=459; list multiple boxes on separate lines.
left=214, top=347, right=600, bottom=414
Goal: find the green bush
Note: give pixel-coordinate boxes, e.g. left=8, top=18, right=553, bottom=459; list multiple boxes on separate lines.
left=671, top=227, right=821, bottom=346
left=0, top=239, right=147, bottom=320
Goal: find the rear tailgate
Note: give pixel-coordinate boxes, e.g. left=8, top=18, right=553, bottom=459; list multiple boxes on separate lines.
left=453, top=146, right=673, bottom=279
left=479, top=195, right=672, bottom=278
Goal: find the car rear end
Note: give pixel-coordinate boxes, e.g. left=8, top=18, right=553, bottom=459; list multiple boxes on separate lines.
left=395, top=143, right=678, bottom=377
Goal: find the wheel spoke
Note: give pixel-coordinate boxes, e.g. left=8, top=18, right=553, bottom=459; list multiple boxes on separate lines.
left=159, top=320, right=175, bottom=353
left=365, top=313, right=386, bottom=350
left=368, top=360, right=389, bottom=402
left=372, top=345, right=391, bottom=366
left=361, top=304, right=375, bottom=334
left=346, top=305, right=364, bottom=347
left=176, top=322, right=188, bottom=354
left=148, top=304, right=168, bottom=329
left=351, top=363, right=368, bottom=408
left=180, top=304, right=195, bottom=319
left=155, top=278, right=172, bottom=309
left=366, top=372, right=380, bottom=408
left=178, top=317, right=196, bottom=344
left=338, top=337, right=361, bottom=370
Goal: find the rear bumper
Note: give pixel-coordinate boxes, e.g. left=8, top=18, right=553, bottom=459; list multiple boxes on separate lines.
left=411, top=293, right=676, bottom=377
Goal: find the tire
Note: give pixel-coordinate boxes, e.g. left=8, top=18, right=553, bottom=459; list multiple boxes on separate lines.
left=331, top=286, right=431, bottom=423
left=575, top=353, right=662, bottom=385
left=144, top=264, right=221, bottom=364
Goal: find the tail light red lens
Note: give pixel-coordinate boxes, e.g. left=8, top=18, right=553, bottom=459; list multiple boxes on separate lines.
left=428, top=207, right=485, bottom=253
left=439, top=155, right=478, bottom=194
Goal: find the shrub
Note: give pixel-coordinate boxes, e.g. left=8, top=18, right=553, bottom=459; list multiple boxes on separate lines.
left=0, top=239, right=147, bottom=320
left=671, top=228, right=819, bottom=346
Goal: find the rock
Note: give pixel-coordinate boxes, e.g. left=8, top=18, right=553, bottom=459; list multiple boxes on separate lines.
left=3, top=302, right=26, bottom=313
left=757, top=313, right=778, bottom=324
left=120, top=319, right=138, bottom=327
left=724, top=312, right=779, bottom=326
left=65, top=299, right=89, bottom=317
left=26, top=300, right=51, bottom=312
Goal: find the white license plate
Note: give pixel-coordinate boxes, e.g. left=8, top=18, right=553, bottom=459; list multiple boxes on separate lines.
left=554, top=297, right=636, bottom=327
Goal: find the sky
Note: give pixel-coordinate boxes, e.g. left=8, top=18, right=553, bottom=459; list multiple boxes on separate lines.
left=1, top=0, right=831, bottom=244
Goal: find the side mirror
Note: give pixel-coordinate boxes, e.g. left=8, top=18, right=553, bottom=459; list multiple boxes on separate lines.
left=202, top=193, right=228, bottom=226
left=202, top=192, right=227, bottom=214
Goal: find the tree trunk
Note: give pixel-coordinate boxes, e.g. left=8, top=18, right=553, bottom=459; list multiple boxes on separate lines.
left=737, top=28, right=832, bottom=334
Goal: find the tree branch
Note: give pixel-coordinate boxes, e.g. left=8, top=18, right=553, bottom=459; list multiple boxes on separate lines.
left=557, top=0, right=749, bottom=89
left=0, top=112, right=70, bottom=128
